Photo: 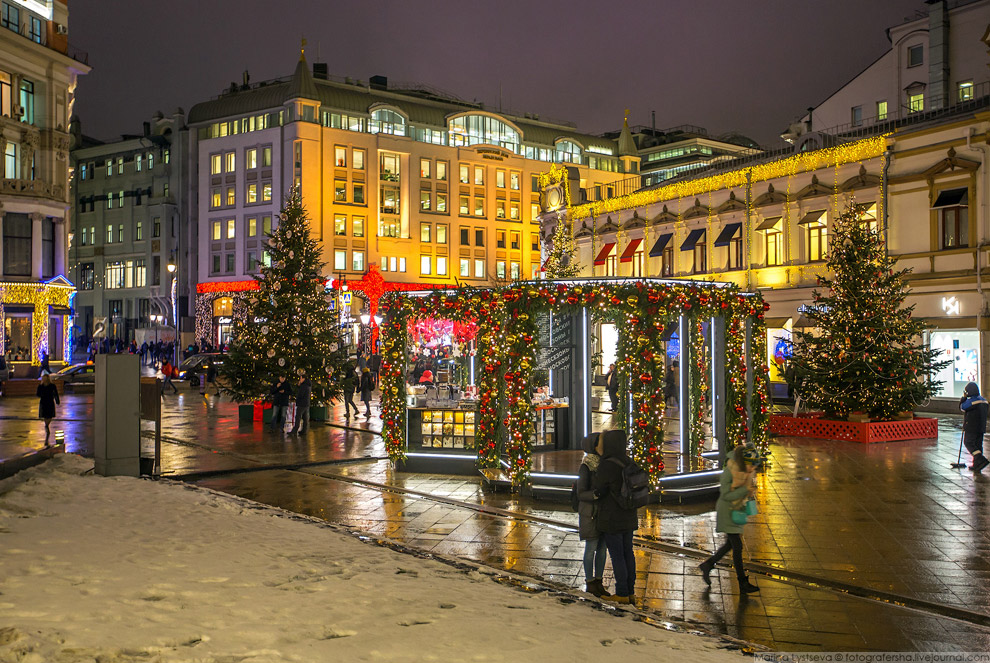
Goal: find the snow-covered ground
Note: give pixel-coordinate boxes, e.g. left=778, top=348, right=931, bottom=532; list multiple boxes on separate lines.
left=0, top=454, right=747, bottom=662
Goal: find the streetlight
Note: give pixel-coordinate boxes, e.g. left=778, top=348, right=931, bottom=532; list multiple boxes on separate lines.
left=167, top=258, right=177, bottom=362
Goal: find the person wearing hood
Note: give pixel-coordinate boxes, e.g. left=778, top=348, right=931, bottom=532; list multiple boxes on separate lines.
left=577, top=433, right=607, bottom=597
left=960, top=382, right=989, bottom=472
left=699, top=444, right=761, bottom=594
left=591, top=429, right=639, bottom=604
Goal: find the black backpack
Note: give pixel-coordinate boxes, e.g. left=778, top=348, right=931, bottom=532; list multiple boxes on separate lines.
left=606, top=457, right=652, bottom=509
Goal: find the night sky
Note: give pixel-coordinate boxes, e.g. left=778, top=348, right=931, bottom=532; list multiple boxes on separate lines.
left=71, top=0, right=924, bottom=146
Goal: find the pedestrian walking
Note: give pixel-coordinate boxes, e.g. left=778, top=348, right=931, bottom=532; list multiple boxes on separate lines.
left=207, top=361, right=220, bottom=397
left=39, top=353, right=51, bottom=377
left=960, top=382, right=989, bottom=472
left=359, top=367, right=374, bottom=418
left=269, top=376, right=292, bottom=432
left=592, top=429, right=639, bottom=604
left=605, top=363, right=618, bottom=412
left=160, top=358, right=178, bottom=394
left=665, top=361, right=679, bottom=407
left=577, top=432, right=607, bottom=597
left=36, top=374, right=60, bottom=443
left=699, top=444, right=761, bottom=594
left=341, top=361, right=360, bottom=419
left=369, top=351, right=382, bottom=388
left=290, top=374, right=312, bottom=435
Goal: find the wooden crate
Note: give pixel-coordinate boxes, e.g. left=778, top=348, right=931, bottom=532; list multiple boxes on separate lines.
left=769, top=414, right=938, bottom=444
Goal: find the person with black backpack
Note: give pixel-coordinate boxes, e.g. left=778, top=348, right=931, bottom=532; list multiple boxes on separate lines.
left=592, top=429, right=643, bottom=605
left=574, top=433, right=607, bottom=597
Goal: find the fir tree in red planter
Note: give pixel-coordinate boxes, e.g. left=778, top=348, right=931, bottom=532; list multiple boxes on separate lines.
left=785, top=205, right=949, bottom=421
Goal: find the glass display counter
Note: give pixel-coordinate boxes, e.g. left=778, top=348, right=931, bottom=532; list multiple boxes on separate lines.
left=408, top=404, right=478, bottom=451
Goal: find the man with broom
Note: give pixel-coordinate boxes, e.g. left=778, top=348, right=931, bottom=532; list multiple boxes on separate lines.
left=960, top=382, right=989, bottom=473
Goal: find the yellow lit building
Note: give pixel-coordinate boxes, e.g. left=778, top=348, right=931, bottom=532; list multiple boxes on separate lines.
left=186, top=54, right=635, bottom=346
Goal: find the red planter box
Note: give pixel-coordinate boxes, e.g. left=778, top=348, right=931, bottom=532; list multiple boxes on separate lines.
left=769, top=413, right=938, bottom=444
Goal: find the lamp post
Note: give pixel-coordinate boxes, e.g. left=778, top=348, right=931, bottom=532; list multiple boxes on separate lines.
left=167, top=258, right=177, bottom=362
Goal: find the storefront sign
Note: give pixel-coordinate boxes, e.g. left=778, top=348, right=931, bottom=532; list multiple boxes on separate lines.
left=475, top=148, right=509, bottom=161
left=217, top=317, right=233, bottom=324
left=941, top=296, right=960, bottom=316
left=537, top=346, right=571, bottom=371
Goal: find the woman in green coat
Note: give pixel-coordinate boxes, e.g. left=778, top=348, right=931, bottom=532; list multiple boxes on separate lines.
left=699, top=444, right=760, bottom=594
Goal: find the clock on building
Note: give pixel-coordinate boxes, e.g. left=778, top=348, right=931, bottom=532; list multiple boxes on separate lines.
left=544, top=185, right=564, bottom=212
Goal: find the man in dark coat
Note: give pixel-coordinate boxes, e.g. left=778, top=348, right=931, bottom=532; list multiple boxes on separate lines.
left=960, top=382, right=989, bottom=472
left=605, top=364, right=618, bottom=412
left=592, top=429, right=639, bottom=604
left=269, top=376, right=292, bottom=433
left=341, top=361, right=360, bottom=418
left=290, top=374, right=312, bottom=435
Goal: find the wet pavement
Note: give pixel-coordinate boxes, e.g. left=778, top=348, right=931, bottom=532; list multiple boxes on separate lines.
left=1, top=386, right=989, bottom=652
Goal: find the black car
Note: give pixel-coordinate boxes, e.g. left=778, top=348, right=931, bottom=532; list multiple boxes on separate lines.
left=177, top=353, right=225, bottom=385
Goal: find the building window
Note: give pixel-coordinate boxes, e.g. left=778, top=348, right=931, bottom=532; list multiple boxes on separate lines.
left=225, top=253, right=235, bottom=273
left=106, top=159, right=113, bottom=177
left=118, top=190, right=124, bottom=207
left=28, top=15, right=41, bottom=43
left=136, top=220, right=143, bottom=241
left=247, top=217, right=257, bottom=237
left=420, top=158, right=431, bottom=179
left=727, top=236, right=743, bottom=270
left=379, top=219, right=400, bottom=238
left=227, top=218, right=236, bottom=239
left=437, top=256, right=447, bottom=276
left=2, top=213, right=30, bottom=276
left=496, top=200, right=506, bottom=219
left=225, top=151, right=235, bottom=172
left=474, top=259, right=485, bottom=278
left=460, top=227, right=470, bottom=245
left=459, top=258, right=470, bottom=277
left=510, top=201, right=520, bottom=220
left=876, top=100, right=887, bottom=121
left=135, top=154, right=142, bottom=172
left=80, top=263, right=94, bottom=290
left=459, top=195, right=470, bottom=215
left=437, top=161, right=447, bottom=181
left=262, top=215, right=273, bottom=235
left=352, top=251, right=365, bottom=272
left=958, top=81, right=974, bottom=102
left=212, top=220, right=221, bottom=241
left=380, top=185, right=399, bottom=215
left=531, top=233, right=540, bottom=251
left=334, top=250, right=346, bottom=270
left=496, top=260, right=506, bottom=279
left=105, top=261, right=125, bottom=289
left=510, top=262, right=520, bottom=280
left=474, top=196, right=485, bottom=216
left=420, top=223, right=431, bottom=243
left=510, top=232, right=520, bottom=250
left=210, top=188, right=221, bottom=209
left=908, top=44, right=923, bottom=68
left=226, top=187, right=235, bottom=206
left=459, top=164, right=469, bottom=184
left=105, top=224, right=113, bottom=244
left=18, top=80, right=33, bottom=124
left=475, top=229, right=485, bottom=247
left=851, top=106, right=862, bottom=127
left=352, top=149, right=364, bottom=170
left=134, top=259, right=147, bottom=288
left=246, top=250, right=258, bottom=272
left=353, top=216, right=365, bottom=237
left=0, top=3, right=18, bottom=32
left=153, top=217, right=161, bottom=238
left=420, top=255, right=432, bottom=275
left=262, top=146, right=272, bottom=167
left=370, top=109, right=406, bottom=136
left=115, top=156, right=123, bottom=175
left=246, top=183, right=257, bottom=204
left=335, top=146, right=347, bottom=168
left=807, top=220, right=828, bottom=262
left=474, top=166, right=484, bottom=186
left=908, top=92, right=924, bottom=113
left=262, top=182, right=272, bottom=202
left=763, top=221, right=783, bottom=266
left=210, top=154, right=221, bottom=174
left=496, top=170, right=505, bottom=188
left=246, top=148, right=257, bottom=169
left=152, top=256, right=161, bottom=285
left=496, top=231, right=506, bottom=249
left=661, top=246, right=674, bottom=277
left=692, top=245, right=706, bottom=274
left=510, top=172, right=520, bottom=190
left=334, top=214, right=347, bottom=236
left=940, top=207, right=968, bottom=250
left=437, top=193, right=447, bottom=213
left=436, top=225, right=447, bottom=244
left=420, top=190, right=431, bottom=211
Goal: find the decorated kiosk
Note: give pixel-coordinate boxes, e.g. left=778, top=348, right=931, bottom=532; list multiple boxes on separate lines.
left=379, top=279, right=770, bottom=498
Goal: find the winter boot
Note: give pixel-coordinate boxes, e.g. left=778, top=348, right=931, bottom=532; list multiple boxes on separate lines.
left=973, top=454, right=990, bottom=473
left=739, top=578, right=760, bottom=594
left=585, top=578, right=606, bottom=597
left=699, top=561, right=713, bottom=586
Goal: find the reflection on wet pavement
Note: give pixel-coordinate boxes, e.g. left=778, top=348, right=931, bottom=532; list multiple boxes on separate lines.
left=3, top=388, right=990, bottom=651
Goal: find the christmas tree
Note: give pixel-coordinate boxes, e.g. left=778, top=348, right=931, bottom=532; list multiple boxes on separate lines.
left=543, top=216, right=579, bottom=279
left=785, top=204, right=949, bottom=420
left=220, top=189, right=349, bottom=403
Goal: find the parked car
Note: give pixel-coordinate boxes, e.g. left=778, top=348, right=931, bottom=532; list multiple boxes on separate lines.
left=177, top=353, right=225, bottom=385
left=50, top=363, right=96, bottom=385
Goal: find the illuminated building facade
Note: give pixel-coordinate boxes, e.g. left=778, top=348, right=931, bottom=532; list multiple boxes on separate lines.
left=542, top=1, right=990, bottom=410
left=69, top=111, right=188, bottom=348
left=185, top=54, right=635, bottom=347
left=0, top=0, right=88, bottom=367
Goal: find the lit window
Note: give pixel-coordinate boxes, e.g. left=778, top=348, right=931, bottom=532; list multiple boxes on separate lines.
left=496, top=201, right=506, bottom=219
left=496, top=170, right=505, bottom=188
left=390, top=256, right=397, bottom=272
left=420, top=158, right=431, bottom=179
left=353, top=183, right=365, bottom=204
left=211, top=154, right=221, bottom=174
left=459, top=258, right=470, bottom=277
left=459, top=164, right=469, bottom=184
left=225, top=152, right=235, bottom=172
left=908, top=92, right=924, bottom=113
left=876, top=100, right=887, bottom=121
left=262, top=215, right=272, bottom=235
left=437, top=256, right=447, bottom=276
left=263, top=146, right=272, bottom=167
left=474, top=259, right=485, bottom=278
left=421, top=223, right=431, bottom=243
left=226, top=187, right=235, bottom=206
left=212, top=220, right=221, bottom=241
left=437, top=193, right=447, bottom=213
left=436, top=225, right=447, bottom=244
left=136, top=154, right=142, bottom=171
left=510, top=201, right=520, bottom=220
left=246, top=148, right=257, bottom=169
left=335, top=179, right=347, bottom=202
left=420, top=190, right=431, bottom=211
left=353, top=216, right=365, bottom=237
left=510, top=262, right=520, bottom=280
left=436, top=161, right=447, bottom=181
left=398, top=257, right=406, bottom=272
left=248, top=217, right=257, bottom=237
left=474, top=166, right=484, bottom=186
left=262, top=182, right=272, bottom=201
left=334, top=250, right=346, bottom=270
left=335, top=146, right=347, bottom=168
left=369, top=108, right=406, bottom=136
left=136, top=221, right=143, bottom=241
left=496, top=261, right=506, bottom=279
left=353, top=149, right=364, bottom=170
left=510, top=172, right=520, bottom=190
left=420, top=255, right=432, bottom=275
left=211, top=188, right=221, bottom=209
left=807, top=219, right=828, bottom=262
left=459, top=195, right=469, bottom=215
left=116, top=157, right=123, bottom=174
left=958, top=81, right=974, bottom=102
left=106, top=192, right=113, bottom=209
left=106, top=159, right=113, bottom=176
left=227, top=218, right=236, bottom=239
left=352, top=251, right=365, bottom=272
left=474, top=196, right=484, bottom=216
left=147, top=152, right=154, bottom=169
left=335, top=215, right=347, bottom=236
left=246, top=183, right=257, bottom=204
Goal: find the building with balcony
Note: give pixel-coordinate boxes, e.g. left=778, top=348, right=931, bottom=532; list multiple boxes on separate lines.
left=185, top=53, right=636, bottom=348
left=69, top=111, right=190, bottom=351
left=0, top=0, right=88, bottom=369
left=541, top=0, right=990, bottom=410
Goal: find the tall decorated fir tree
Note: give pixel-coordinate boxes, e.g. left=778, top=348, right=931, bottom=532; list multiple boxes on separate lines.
left=543, top=216, right=580, bottom=279
left=221, top=189, right=348, bottom=403
left=786, top=204, right=949, bottom=420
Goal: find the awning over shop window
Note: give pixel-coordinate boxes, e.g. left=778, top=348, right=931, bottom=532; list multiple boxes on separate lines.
left=2, top=305, right=34, bottom=314
left=649, top=233, right=673, bottom=257
left=797, top=210, right=826, bottom=226
left=51, top=306, right=72, bottom=316
left=932, top=188, right=968, bottom=209
left=714, top=223, right=742, bottom=247
left=680, top=228, right=706, bottom=251
left=764, top=317, right=792, bottom=328
left=757, top=216, right=781, bottom=231
left=593, top=242, right=616, bottom=266
left=619, top=238, right=643, bottom=263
